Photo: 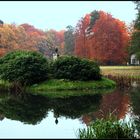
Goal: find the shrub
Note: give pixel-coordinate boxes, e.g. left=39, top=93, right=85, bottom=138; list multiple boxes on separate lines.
left=51, top=56, right=101, bottom=81
left=78, top=116, right=137, bottom=139
left=0, top=50, right=49, bottom=85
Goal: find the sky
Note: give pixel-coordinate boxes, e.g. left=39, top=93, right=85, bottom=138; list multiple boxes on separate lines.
left=0, top=1, right=137, bottom=31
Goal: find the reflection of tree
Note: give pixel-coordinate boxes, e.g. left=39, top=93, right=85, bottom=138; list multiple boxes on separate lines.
left=0, top=93, right=49, bottom=125
left=97, top=89, right=130, bottom=119
left=50, top=94, right=102, bottom=120
left=130, top=87, right=140, bottom=136
left=82, top=89, right=130, bottom=125
left=0, top=92, right=102, bottom=125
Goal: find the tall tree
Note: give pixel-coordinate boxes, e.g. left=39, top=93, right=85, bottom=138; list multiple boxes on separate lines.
left=75, top=10, right=129, bottom=65
left=64, top=25, right=75, bottom=55
left=128, top=1, right=140, bottom=59
left=75, top=14, right=91, bottom=58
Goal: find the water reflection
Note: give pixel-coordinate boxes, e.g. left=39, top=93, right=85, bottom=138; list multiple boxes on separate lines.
left=0, top=93, right=49, bottom=125
left=0, top=85, right=139, bottom=138
left=0, top=92, right=102, bottom=125
left=129, top=86, right=140, bottom=136
left=81, top=88, right=130, bottom=125
left=50, top=94, right=102, bottom=120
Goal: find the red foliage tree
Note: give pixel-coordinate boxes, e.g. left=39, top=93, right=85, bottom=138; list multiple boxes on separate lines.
left=75, top=14, right=90, bottom=58
left=75, top=11, right=130, bottom=65
left=20, top=23, right=44, bottom=36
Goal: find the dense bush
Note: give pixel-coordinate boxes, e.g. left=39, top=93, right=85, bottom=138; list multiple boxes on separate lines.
left=78, top=116, right=137, bottom=139
left=51, top=56, right=101, bottom=81
left=0, top=50, right=49, bottom=85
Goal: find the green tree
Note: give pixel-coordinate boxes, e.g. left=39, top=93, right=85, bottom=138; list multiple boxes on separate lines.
left=129, top=1, right=140, bottom=59
left=64, top=25, right=75, bottom=55
left=89, top=10, right=100, bottom=28
left=133, top=1, right=140, bottom=12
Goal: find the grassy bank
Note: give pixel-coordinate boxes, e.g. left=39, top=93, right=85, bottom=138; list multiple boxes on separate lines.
left=100, top=66, right=140, bottom=79
left=29, top=77, right=116, bottom=91
left=27, top=77, right=116, bottom=98
left=0, top=77, right=116, bottom=98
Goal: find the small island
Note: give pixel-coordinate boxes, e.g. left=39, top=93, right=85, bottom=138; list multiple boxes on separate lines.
left=0, top=50, right=116, bottom=98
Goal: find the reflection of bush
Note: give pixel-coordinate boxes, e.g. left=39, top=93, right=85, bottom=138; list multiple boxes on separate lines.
left=0, top=92, right=102, bottom=125
left=0, top=93, right=49, bottom=125
left=49, top=94, right=102, bottom=119
left=130, top=87, right=140, bottom=115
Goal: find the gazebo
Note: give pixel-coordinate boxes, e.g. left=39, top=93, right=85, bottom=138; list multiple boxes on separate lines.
left=130, top=54, right=140, bottom=65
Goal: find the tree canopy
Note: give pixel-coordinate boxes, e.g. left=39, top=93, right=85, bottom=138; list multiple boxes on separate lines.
left=74, top=10, right=129, bottom=65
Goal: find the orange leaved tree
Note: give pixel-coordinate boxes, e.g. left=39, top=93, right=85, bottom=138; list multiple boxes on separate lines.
left=75, top=10, right=130, bottom=65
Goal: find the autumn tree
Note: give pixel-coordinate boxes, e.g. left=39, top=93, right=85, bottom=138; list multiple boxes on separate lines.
left=75, top=14, right=91, bottom=58
left=21, top=24, right=60, bottom=58
left=20, top=23, right=47, bottom=51
left=75, top=10, right=129, bottom=65
left=0, top=22, right=64, bottom=58
left=0, top=23, right=39, bottom=56
left=45, top=29, right=65, bottom=55
left=0, top=23, right=49, bottom=57
left=20, top=23, right=44, bottom=36
left=0, top=24, right=24, bottom=56
left=64, top=25, right=75, bottom=55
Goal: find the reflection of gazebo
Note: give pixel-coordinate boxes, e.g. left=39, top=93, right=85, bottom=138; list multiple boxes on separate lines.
left=53, top=111, right=59, bottom=125
left=0, top=114, right=4, bottom=121
left=0, top=20, right=4, bottom=25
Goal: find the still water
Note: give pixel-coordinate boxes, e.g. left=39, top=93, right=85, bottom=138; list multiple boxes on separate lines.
left=0, top=84, right=140, bottom=138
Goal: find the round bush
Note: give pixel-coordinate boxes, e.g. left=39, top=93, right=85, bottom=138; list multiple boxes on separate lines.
left=0, top=50, right=49, bottom=85
left=51, top=56, right=101, bottom=81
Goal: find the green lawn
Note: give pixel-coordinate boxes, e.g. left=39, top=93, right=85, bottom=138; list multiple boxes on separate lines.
left=27, top=77, right=116, bottom=98
left=29, top=77, right=116, bottom=91
left=0, top=77, right=116, bottom=98
left=100, top=66, right=140, bottom=78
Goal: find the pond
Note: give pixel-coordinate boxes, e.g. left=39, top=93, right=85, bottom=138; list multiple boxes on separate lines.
left=0, top=83, right=140, bottom=138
